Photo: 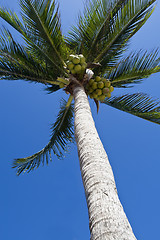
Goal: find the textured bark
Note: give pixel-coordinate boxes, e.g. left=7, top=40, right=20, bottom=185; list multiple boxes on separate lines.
left=73, top=85, right=137, bottom=240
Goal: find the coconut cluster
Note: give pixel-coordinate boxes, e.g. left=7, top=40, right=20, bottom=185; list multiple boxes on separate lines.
left=66, top=54, right=87, bottom=75
left=86, top=76, right=114, bottom=101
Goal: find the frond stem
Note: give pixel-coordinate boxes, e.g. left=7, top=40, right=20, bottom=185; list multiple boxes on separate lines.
left=0, top=68, right=59, bottom=85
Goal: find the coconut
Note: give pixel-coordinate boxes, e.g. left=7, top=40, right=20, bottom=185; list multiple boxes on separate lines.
left=101, top=77, right=106, bottom=82
left=95, top=76, right=101, bottom=82
left=71, top=69, right=76, bottom=75
left=106, top=93, right=111, bottom=98
left=102, top=88, right=110, bottom=94
left=69, top=54, right=75, bottom=61
left=105, top=80, right=111, bottom=88
left=92, top=82, right=98, bottom=90
left=92, top=92, right=98, bottom=99
left=81, top=64, right=86, bottom=72
left=95, top=89, right=102, bottom=96
left=109, top=86, right=114, bottom=92
left=81, top=62, right=87, bottom=71
left=72, top=56, right=80, bottom=64
left=79, top=55, right=86, bottom=64
left=98, top=95, right=106, bottom=101
left=98, top=81, right=104, bottom=89
left=67, top=62, right=74, bottom=70
left=74, top=64, right=82, bottom=73
left=88, top=87, right=94, bottom=93
left=88, top=79, right=94, bottom=86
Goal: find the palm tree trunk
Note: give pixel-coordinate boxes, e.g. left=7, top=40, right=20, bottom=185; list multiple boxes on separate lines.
left=73, top=85, right=137, bottom=240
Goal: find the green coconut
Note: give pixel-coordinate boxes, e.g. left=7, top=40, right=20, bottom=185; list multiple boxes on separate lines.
left=101, top=77, right=106, bottom=82
left=95, top=76, right=101, bottom=82
left=81, top=65, right=86, bottom=72
left=67, top=62, right=74, bottom=70
left=79, top=54, right=86, bottom=64
left=81, top=62, right=87, bottom=71
left=92, top=93, right=98, bottom=99
left=106, top=92, right=111, bottom=98
left=88, top=79, right=95, bottom=86
left=98, top=95, right=106, bottom=101
left=71, top=69, right=76, bottom=75
left=88, top=87, right=94, bottom=93
left=92, top=82, right=98, bottom=90
left=105, top=80, right=111, bottom=88
left=109, top=86, right=114, bottom=92
left=98, top=81, right=104, bottom=89
left=74, top=64, right=82, bottom=73
left=72, top=56, right=80, bottom=64
left=69, top=54, right=75, bottom=61
left=95, top=89, right=102, bottom=96
left=103, top=88, right=110, bottom=94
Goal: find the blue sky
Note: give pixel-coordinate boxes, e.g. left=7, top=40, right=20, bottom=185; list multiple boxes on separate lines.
left=0, top=0, right=160, bottom=240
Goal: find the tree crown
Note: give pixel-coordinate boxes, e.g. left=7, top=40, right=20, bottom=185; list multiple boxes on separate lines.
left=0, top=0, right=159, bottom=174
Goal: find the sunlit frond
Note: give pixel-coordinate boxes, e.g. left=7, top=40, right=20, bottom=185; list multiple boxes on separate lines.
left=20, top=0, right=64, bottom=66
left=0, top=7, right=25, bottom=34
left=103, top=93, right=160, bottom=124
left=95, top=0, right=156, bottom=66
left=13, top=96, right=74, bottom=175
left=106, top=50, right=160, bottom=88
left=67, top=0, right=156, bottom=73
left=0, top=1, right=68, bottom=77
left=0, top=28, right=60, bottom=88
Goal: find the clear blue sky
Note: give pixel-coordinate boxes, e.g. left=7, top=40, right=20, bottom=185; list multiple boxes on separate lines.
left=0, top=0, right=160, bottom=240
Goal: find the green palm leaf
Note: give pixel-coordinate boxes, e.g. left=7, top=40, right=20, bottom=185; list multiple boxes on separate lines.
left=0, top=29, right=60, bottom=88
left=103, top=93, right=160, bottom=124
left=67, top=0, right=155, bottom=72
left=13, top=96, right=74, bottom=175
left=0, top=1, right=67, bottom=76
left=0, top=7, right=25, bottom=34
left=95, top=0, right=156, bottom=64
left=20, top=0, right=64, bottom=65
left=86, top=0, right=128, bottom=59
left=107, top=50, right=160, bottom=88
left=66, top=0, right=100, bottom=53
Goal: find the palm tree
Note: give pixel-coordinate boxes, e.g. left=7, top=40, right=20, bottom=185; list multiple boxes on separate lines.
left=0, top=0, right=160, bottom=239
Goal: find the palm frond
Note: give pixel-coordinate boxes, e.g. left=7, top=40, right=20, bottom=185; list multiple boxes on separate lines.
left=0, top=28, right=60, bottom=87
left=103, top=93, right=160, bottom=124
left=106, top=50, right=160, bottom=88
left=86, top=0, right=128, bottom=59
left=67, top=0, right=155, bottom=71
left=0, top=1, right=68, bottom=77
left=96, top=0, right=155, bottom=59
left=66, top=0, right=101, bottom=54
left=0, top=7, right=25, bottom=34
left=13, top=96, right=74, bottom=175
left=20, top=0, right=64, bottom=65
left=96, top=0, right=156, bottom=73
